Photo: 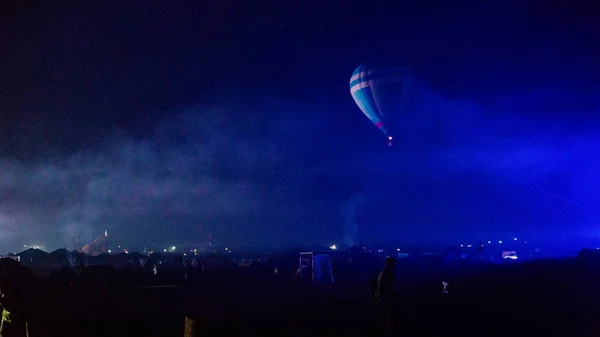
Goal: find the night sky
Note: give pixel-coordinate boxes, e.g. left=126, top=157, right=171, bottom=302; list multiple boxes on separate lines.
left=1, top=1, right=600, bottom=253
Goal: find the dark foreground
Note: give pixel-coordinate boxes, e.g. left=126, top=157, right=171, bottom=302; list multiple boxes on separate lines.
left=22, top=255, right=600, bottom=337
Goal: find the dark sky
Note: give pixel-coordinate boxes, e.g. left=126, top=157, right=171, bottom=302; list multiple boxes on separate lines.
left=1, top=1, right=600, bottom=252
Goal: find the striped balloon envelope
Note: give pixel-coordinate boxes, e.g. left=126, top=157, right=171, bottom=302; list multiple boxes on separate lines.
left=349, top=65, right=414, bottom=146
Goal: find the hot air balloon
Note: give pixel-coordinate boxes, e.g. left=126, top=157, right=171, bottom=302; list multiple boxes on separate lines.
left=349, top=65, right=414, bottom=146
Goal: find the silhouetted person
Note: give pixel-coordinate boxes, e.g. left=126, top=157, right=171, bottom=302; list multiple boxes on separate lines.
left=185, top=261, right=192, bottom=283
left=442, top=281, right=449, bottom=294
left=377, top=257, right=397, bottom=336
left=0, top=277, right=28, bottom=337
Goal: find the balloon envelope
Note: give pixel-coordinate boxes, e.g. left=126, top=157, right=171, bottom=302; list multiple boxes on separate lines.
left=349, top=65, right=413, bottom=144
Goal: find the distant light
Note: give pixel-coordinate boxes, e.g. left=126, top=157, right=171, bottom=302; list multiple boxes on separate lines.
left=171, top=246, right=176, bottom=251
left=498, top=240, right=502, bottom=244
left=514, top=238, right=517, bottom=241
left=460, top=244, right=464, bottom=247
left=329, top=245, right=337, bottom=250
left=225, top=247, right=228, bottom=251
left=108, top=249, right=112, bottom=254
left=488, top=241, right=491, bottom=244
left=163, top=249, right=167, bottom=252
left=524, top=242, right=527, bottom=244
left=396, top=248, right=400, bottom=251
left=467, top=244, right=473, bottom=248
left=388, top=136, right=393, bottom=140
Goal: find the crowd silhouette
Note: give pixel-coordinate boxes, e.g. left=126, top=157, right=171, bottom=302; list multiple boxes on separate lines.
left=0, top=247, right=597, bottom=337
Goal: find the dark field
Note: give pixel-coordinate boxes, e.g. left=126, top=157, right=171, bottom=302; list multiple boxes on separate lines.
left=21, top=254, right=600, bottom=337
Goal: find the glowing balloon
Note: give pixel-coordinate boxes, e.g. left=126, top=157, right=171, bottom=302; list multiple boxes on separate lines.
left=349, top=65, right=414, bottom=146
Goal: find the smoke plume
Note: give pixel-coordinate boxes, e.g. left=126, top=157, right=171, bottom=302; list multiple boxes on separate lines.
left=341, top=194, right=366, bottom=247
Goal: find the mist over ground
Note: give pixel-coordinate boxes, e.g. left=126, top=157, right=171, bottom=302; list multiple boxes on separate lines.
left=1, top=83, right=599, bottom=253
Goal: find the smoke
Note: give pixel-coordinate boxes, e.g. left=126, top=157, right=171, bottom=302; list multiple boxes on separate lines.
left=0, top=100, right=335, bottom=253
left=341, top=194, right=366, bottom=246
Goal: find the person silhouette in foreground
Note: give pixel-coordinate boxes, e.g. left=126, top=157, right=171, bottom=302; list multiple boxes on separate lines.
left=0, top=277, right=28, bottom=337
left=377, top=257, right=397, bottom=336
